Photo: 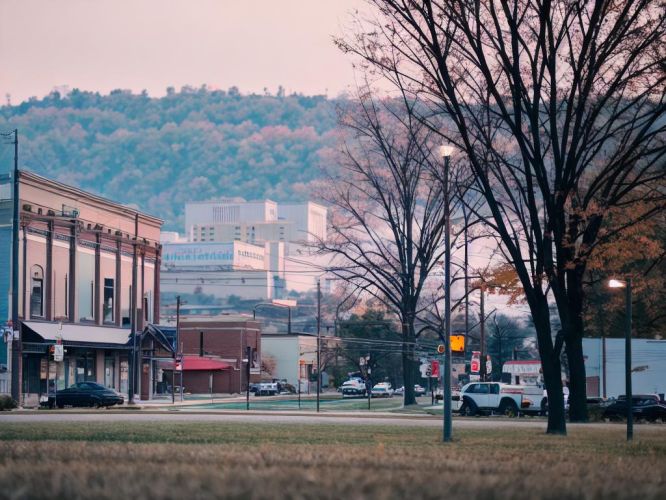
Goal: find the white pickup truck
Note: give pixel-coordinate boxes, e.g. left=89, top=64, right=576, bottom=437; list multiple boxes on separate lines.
left=457, top=382, right=543, bottom=416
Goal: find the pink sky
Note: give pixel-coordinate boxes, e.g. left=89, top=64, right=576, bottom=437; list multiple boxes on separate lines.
left=0, top=0, right=365, bottom=104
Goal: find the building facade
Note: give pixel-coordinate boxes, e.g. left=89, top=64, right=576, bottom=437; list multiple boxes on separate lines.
left=0, top=170, right=162, bottom=405
left=174, top=315, right=261, bottom=393
left=261, top=333, right=318, bottom=392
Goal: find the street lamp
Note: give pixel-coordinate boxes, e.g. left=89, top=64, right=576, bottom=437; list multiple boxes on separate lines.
left=608, top=277, right=633, bottom=441
left=440, top=144, right=454, bottom=442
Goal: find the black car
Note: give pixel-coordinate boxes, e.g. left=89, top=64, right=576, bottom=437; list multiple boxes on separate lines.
left=43, top=382, right=124, bottom=409
left=603, top=395, right=666, bottom=421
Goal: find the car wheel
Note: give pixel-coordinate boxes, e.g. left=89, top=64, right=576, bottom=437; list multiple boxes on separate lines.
left=540, top=398, right=548, bottom=417
left=499, top=398, right=519, bottom=417
left=460, top=398, right=478, bottom=417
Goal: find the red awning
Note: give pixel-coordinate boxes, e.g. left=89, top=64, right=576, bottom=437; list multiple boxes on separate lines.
left=176, top=356, right=232, bottom=371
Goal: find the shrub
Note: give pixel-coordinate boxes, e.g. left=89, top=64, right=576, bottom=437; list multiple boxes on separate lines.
left=0, top=394, right=18, bottom=411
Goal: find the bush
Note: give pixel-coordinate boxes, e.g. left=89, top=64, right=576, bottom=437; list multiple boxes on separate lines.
left=0, top=394, right=18, bottom=411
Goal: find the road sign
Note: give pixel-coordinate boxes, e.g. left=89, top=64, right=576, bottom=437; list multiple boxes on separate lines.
left=437, top=344, right=445, bottom=354
left=485, top=356, right=492, bottom=376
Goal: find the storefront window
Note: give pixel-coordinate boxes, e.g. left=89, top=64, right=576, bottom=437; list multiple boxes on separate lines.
left=103, top=278, right=114, bottom=323
left=74, top=351, right=96, bottom=383
left=30, top=265, right=44, bottom=318
left=77, top=251, right=95, bottom=321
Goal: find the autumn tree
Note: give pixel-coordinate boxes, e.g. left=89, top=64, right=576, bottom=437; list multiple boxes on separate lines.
left=339, top=0, right=665, bottom=433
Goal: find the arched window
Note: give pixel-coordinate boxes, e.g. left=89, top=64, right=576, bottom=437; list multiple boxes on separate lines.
left=30, top=265, right=44, bottom=318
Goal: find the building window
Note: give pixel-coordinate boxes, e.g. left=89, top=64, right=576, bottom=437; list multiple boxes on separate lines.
left=103, top=278, right=114, bottom=323
left=30, top=265, right=44, bottom=318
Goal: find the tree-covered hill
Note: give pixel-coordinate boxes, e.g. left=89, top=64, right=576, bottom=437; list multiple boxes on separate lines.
left=0, top=87, right=338, bottom=230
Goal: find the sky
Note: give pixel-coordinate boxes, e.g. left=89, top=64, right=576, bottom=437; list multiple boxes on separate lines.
left=0, top=0, right=365, bottom=104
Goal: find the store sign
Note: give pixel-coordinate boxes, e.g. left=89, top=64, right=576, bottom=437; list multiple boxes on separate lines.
left=471, top=351, right=481, bottom=374
left=162, top=243, right=234, bottom=267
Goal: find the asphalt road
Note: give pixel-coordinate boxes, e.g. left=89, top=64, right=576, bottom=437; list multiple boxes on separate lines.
left=1, top=411, right=662, bottom=432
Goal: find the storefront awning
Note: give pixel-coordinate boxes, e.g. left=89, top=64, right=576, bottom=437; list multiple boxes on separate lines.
left=23, top=321, right=131, bottom=348
left=176, top=356, right=232, bottom=371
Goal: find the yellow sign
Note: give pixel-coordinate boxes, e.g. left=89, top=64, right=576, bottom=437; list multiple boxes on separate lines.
left=450, top=335, right=465, bottom=353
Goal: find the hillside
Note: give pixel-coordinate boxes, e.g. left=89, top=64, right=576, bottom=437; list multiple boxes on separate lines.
left=0, top=87, right=338, bottom=230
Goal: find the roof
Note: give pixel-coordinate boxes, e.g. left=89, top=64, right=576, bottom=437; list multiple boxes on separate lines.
left=177, top=356, right=232, bottom=371
left=19, top=170, right=163, bottom=225
left=23, top=321, right=131, bottom=347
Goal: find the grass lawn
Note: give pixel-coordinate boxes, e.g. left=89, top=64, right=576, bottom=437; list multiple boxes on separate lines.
left=185, top=396, right=405, bottom=412
left=0, top=422, right=664, bottom=499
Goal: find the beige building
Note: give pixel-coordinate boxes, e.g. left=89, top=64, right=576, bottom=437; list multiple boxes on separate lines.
left=3, top=171, right=162, bottom=405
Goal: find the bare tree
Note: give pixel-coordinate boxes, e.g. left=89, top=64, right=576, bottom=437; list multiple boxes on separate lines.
left=338, top=0, right=665, bottom=434
left=320, top=90, right=449, bottom=405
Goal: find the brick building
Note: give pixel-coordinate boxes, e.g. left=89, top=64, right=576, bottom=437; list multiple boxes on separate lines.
left=175, top=315, right=261, bottom=394
left=0, top=170, right=162, bottom=404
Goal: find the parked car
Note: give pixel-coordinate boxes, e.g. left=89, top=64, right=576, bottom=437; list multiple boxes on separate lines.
left=41, top=382, right=124, bottom=409
left=256, top=382, right=279, bottom=396
left=414, top=384, right=427, bottom=397
left=603, top=395, right=666, bottom=421
left=458, top=382, right=542, bottom=416
left=394, top=385, right=427, bottom=396
left=341, top=378, right=367, bottom=397
left=371, top=383, right=394, bottom=398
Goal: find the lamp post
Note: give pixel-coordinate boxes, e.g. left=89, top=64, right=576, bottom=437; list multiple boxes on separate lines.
left=439, top=144, right=455, bottom=443
left=608, top=278, right=633, bottom=441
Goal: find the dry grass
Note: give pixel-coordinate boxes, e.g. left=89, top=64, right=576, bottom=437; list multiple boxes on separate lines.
left=0, top=422, right=664, bottom=499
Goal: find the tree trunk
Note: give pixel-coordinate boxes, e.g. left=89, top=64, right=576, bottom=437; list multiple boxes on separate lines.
left=563, top=275, right=588, bottom=422
left=532, top=295, right=567, bottom=435
left=402, top=321, right=417, bottom=406
left=565, top=327, right=588, bottom=422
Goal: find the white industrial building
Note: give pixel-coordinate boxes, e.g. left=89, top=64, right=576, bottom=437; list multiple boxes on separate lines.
left=161, top=198, right=327, bottom=301
left=583, top=338, right=666, bottom=399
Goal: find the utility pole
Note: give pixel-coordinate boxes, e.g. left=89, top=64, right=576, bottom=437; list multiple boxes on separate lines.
left=316, top=279, right=321, bottom=413
left=246, top=345, right=252, bottom=411
left=440, top=145, right=453, bottom=443
left=480, top=285, right=486, bottom=382
left=172, top=295, right=181, bottom=404
left=129, top=214, right=139, bottom=404
left=463, top=205, right=469, bottom=364
left=8, top=129, right=20, bottom=401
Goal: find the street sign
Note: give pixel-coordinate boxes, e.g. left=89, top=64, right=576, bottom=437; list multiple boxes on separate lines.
left=54, top=345, right=64, bottom=362
left=485, top=356, right=492, bottom=376
left=437, top=344, right=445, bottom=354
left=431, top=360, right=440, bottom=378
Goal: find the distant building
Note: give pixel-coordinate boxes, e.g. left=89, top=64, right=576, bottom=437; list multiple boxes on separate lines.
left=261, top=333, right=318, bottom=391
left=166, top=315, right=261, bottom=394
left=162, top=198, right=327, bottom=303
left=0, top=170, right=162, bottom=404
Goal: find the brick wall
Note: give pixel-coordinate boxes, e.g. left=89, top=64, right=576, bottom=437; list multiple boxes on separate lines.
left=179, top=318, right=261, bottom=393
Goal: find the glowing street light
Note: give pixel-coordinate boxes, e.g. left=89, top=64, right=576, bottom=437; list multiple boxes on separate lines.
left=607, top=277, right=633, bottom=441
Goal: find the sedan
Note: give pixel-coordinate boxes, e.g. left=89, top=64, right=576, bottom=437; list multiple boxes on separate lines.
left=371, top=383, right=395, bottom=398
left=43, top=382, right=124, bottom=409
left=603, top=395, right=666, bottom=421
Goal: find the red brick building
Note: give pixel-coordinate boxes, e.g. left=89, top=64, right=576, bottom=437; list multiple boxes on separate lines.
left=176, top=315, right=261, bottom=394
